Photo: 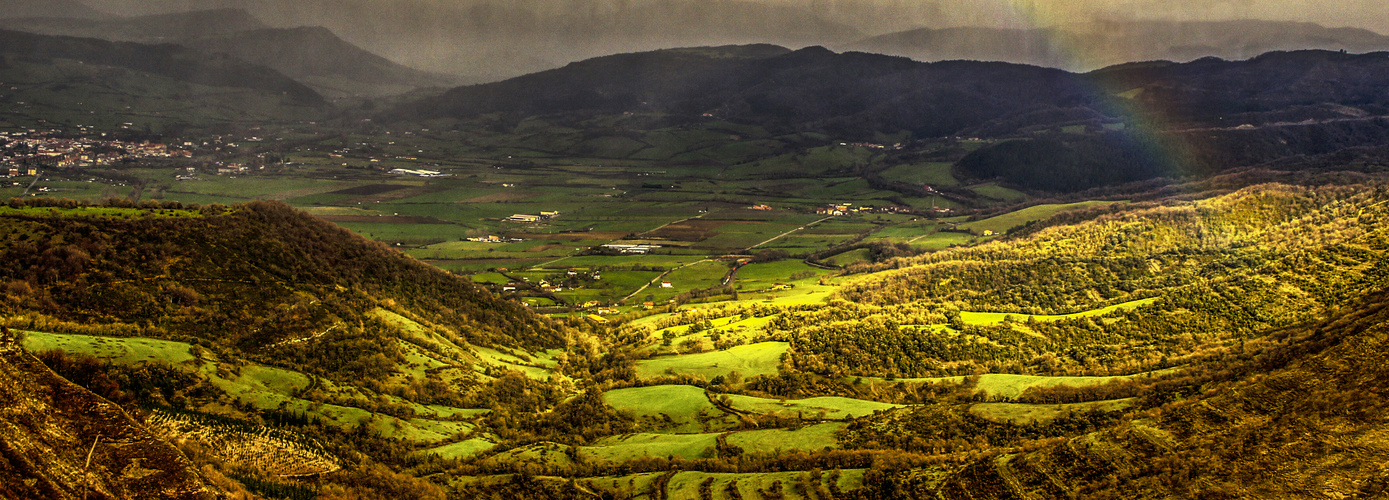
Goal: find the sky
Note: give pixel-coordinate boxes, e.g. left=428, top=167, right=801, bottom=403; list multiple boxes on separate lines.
left=71, top=0, right=1389, bottom=80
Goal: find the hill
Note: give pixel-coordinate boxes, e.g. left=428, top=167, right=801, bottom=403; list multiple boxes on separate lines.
left=183, top=26, right=460, bottom=97
left=0, top=329, right=221, bottom=500
left=0, top=8, right=267, bottom=43
left=393, top=45, right=1389, bottom=190
left=0, top=9, right=452, bottom=97
left=0, top=0, right=108, bottom=19
left=851, top=288, right=1389, bottom=497
left=0, top=29, right=323, bottom=105
left=0, top=199, right=563, bottom=372
left=845, top=20, right=1389, bottom=72
left=397, top=45, right=1091, bottom=140
left=0, top=199, right=575, bottom=497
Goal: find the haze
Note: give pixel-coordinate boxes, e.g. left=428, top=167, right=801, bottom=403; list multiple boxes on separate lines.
left=70, top=0, right=1389, bottom=81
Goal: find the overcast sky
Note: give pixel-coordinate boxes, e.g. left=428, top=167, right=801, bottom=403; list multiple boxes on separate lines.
left=72, top=0, right=1389, bottom=79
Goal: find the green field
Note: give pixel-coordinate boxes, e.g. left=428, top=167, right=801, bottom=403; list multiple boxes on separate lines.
left=635, top=342, right=789, bottom=379
left=603, top=385, right=735, bottom=433
left=958, top=297, right=1160, bottom=325
left=870, top=371, right=1168, bottom=399
left=723, top=394, right=903, bottom=420
left=969, top=399, right=1135, bottom=425
left=21, top=331, right=488, bottom=443
left=960, top=200, right=1124, bottom=235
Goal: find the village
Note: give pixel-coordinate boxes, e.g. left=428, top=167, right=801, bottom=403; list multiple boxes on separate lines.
left=0, top=130, right=191, bottom=173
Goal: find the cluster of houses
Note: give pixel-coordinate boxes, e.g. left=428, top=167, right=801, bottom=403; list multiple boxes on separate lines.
left=1, top=130, right=190, bottom=170
left=601, top=243, right=662, bottom=254
left=814, top=203, right=909, bottom=216
left=505, top=211, right=561, bottom=223
left=836, top=141, right=904, bottom=150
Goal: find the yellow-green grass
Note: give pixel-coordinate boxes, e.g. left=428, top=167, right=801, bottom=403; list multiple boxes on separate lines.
left=468, top=272, right=511, bottom=285
left=478, top=442, right=575, bottom=468
left=22, top=331, right=195, bottom=364
left=825, top=248, right=871, bottom=266
left=735, top=260, right=832, bottom=287
left=634, top=342, right=789, bottom=379
left=603, top=385, right=732, bottom=433
left=0, top=205, right=203, bottom=219
left=298, top=206, right=384, bottom=216
left=872, top=371, right=1167, bottom=399
left=969, top=398, right=1135, bottom=425
left=960, top=200, right=1123, bottom=235
left=725, top=422, right=844, bottom=454
left=651, top=313, right=779, bottom=345
left=958, top=297, right=1160, bottom=326
left=25, top=331, right=483, bottom=443
left=580, top=423, right=843, bottom=463
left=646, top=260, right=730, bottom=302
left=582, top=432, right=719, bottom=461
left=723, top=395, right=903, bottom=420
left=421, top=437, right=498, bottom=460
left=908, top=231, right=973, bottom=251
left=733, top=281, right=841, bottom=307
left=393, top=339, right=452, bottom=380
left=473, top=346, right=559, bottom=380
left=971, top=183, right=1028, bottom=201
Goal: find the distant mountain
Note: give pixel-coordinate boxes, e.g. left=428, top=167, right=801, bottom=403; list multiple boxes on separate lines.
left=398, top=45, right=1091, bottom=139
left=0, top=9, right=459, bottom=96
left=0, top=29, right=324, bottom=105
left=846, top=27, right=1075, bottom=68
left=0, top=8, right=266, bottom=42
left=397, top=45, right=1389, bottom=190
left=846, top=20, right=1389, bottom=72
left=184, top=26, right=462, bottom=97
left=66, top=0, right=867, bottom=81
left=0, top=0, right=108, bottom=19
left=403, top=44, right=1389, bottom=137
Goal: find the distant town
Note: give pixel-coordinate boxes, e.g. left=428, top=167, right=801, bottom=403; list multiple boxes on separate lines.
left=0, top=130, right=191, bottom=173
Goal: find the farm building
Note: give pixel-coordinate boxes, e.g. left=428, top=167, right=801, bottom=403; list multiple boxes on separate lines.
left=389, top=168, right=449, bottom=177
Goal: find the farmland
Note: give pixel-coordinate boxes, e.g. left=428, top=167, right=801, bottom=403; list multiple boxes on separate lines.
left=2, top=119, right=1192, bottom=500
left=3, top=119, right=1093, bottom=318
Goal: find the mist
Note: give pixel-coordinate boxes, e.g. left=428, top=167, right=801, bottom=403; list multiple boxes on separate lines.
left=66, top=0, right=1389, bottom=81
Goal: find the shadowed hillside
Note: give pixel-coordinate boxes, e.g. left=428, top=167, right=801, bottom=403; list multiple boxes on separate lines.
left=0, top=29, right=324, bottom=105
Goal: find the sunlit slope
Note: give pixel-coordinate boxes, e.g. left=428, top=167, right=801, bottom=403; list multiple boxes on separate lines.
left=0, top=201, right=568, bottom=392
left=763, top=184, right=1388, bottom=379
left=857, top=289, right=1389, bottom=498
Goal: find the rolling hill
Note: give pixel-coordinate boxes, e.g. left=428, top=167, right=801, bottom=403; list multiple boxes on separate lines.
left=0, top=8, right=267, bottom=42
left=0, top=0, right=108, bottom=19
left=397, top=45, right=1091, bottom=140
left=183, top=26, right=461, bottom=97
left=845, top=20, right=1389, bottom=72
left=0, top=330, right=222, bottom=500
left=0, top=8, right=458, bottom=97
left=0, top=29, right=323, bottom=105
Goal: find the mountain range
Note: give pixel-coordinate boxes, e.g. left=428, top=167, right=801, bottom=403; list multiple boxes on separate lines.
left=0, top=8, right=459, bottom=97
left=846, top=20, right=1389, bottom=72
